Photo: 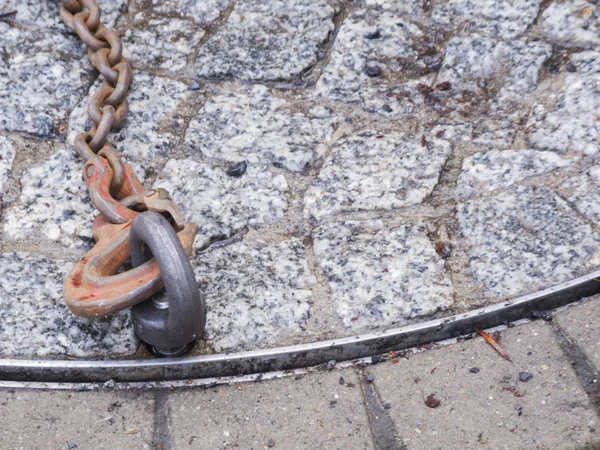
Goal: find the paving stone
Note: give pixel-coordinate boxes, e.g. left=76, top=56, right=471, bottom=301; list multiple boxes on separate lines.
left=315, top=8, right=433, bottom=117
left=555, top=296, right=600, bottom=369
left=560, top=164, right=600, bottom=226
left=457, top=185, right=600, bottom=299
left=372, top=321, right=600, bottom=450
left=185, top=85, right=339, bottom=172
left=431, top=0, right=539, bottom=39
left=67, top=70, right=192, bottom=162
left=153, top=158, right=288, bottom=250
left=3, top=0, right=126, bottom=31
left=438, top=36, right=551, bottom=99
left=2, top=147, right=95, bottom=248
left=0, top=135, right=15, bottom=201
left=304, top=132, right=451, bottom=220
left=456, top=149, right=572, bottom=198
left=151, top=0, right=232, bottom=25
left=312, top=220, right=454, bottom=329
left=541, top=0, right=600, bottom=49
left=364, top=0, right=425, bottom=17
left=527, top=51, right=600, bottom=156
left=167, top=371, right=374, bottom=449
left=0, top=252, right=136, bottom=358
left=194, top=238, right=316, bottom=351
left=0, top=22, right=91, bottom=136
left=123, top=16, right=205, bottom=73
left=0, top=389, right=153, bottom=449
left=431, top=119, right=516, bottom=147
left=194, top=0, right=335, bottom=81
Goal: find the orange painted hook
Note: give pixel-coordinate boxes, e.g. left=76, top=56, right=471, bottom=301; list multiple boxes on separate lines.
left=64, top=213, right=198, bottom=317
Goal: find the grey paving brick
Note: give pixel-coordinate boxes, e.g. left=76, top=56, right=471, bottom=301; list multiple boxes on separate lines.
left=556, top=297, right=600, bottom=370
left=0, top=389, right=154, bottom=450
left=167, top=371, right=374, bottom=449
left=371, top=321, right=600, bottom=450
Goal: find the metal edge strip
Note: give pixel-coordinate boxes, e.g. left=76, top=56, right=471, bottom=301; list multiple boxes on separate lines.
left=2, top=269, right=600, bottom=383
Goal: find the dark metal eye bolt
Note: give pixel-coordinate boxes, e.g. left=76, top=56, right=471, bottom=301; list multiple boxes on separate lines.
left=129, top=211, right=206, bottom=357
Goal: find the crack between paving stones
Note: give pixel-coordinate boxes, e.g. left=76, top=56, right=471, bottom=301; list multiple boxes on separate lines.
left=553, top=324, right=600, bottom=419
left=152, top=389, right=173, bottom=450
left=360, top=375, right=407, bottom=450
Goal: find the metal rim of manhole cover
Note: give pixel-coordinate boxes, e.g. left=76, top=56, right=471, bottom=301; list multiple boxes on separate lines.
left=2, top=268, right=599, bottom=385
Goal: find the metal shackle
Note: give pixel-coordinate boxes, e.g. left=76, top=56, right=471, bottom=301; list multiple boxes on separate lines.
left=129, top=211, right=206, bottom=357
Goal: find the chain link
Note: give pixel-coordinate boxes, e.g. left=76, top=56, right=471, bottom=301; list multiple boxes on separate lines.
left=60, top=0, right=132, bottom=163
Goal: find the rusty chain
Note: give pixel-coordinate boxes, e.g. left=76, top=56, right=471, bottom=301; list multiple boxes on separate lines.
left=59, top=0, right=206, bottom=350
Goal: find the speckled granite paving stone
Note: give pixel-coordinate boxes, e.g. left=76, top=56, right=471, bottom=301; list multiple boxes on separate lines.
left=431, top=119, right=516, bottom=147
left=438, top=36, right=551, bottom=98
left=560, top=164, right=600, bottom=226
left=153, top=158, right=288, bottom=250
left=527, top=51, right=600, bottom=156
left=194, top=0, right=335, bottom=81
left=365, top=0, right=425, bottom=17
left=315, top=8, right=432, bottom=117
left=541, top=0, right=600, bottom=48
left=456, top=149, right=572, bottom=198
left=3, top=0, right=126, bottom=31
left=304, top=132, right=451, bottom=220
left=185, top=85, right=339, bottom=172
left=0, top=252, right=136, bottom=358
left=457, top=185, right=600, bottom=299
left=431, top=0, right=540, bottom=39
left=151, top=0, right=232, bottom=24
left=0, top=22, right=91, bottom=136
left=67, top=71, right=192, bottom=162
left=312, top=220, right=454, bottom=329
left=2, top=147, right=95, bottom=248
left=123, top=16, right=205, bottom=73
left=0, top=135, right=15, bottom=200
left=194, top=238, right=316, bottom=351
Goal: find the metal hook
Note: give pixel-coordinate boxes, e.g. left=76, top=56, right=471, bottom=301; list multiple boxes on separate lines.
left=63, top=213, right=198, bottom=317
left=129, top=212, right=206, bottom=357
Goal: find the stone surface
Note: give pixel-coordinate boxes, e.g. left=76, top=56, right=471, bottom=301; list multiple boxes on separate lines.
left=4, top=0, right=126, bottom=31
left=541, top=0, right=600, bottom=48
left=556, top=297, right=600, bottom=369
left=372, top=321, right=600, bottom=450
left=560, top=164, right=600, bottom=225
left=194, top=238, right=316, bottom=351
left=154, top=158, right=288, bottom=250
left=67, top=70, right=192, bottom=162
left=2, top=147, right=95, bottom=248
left=431, top=0, right=540, bottom=39
left=457, top=185, right=600, bottom=299
left=194, top=0, right=335, bottom=81
left=312, top=220, right=454, bottom=329
left=438, top=36, right=551, bottom=98
left=456, top=149, right=572, bottom=198
left=151, top=0, right=232, bottom=24
left=431, top=119, right=516, bottom=148
left=0, top=252, right=135, bottom=358
left=527, top=51, right=600, bottom=156
left=315, top=8, right=431, bottom=117
left=186, top=85, right=339, bottom=172
left=167, top=371, right=374, bottom=449
left=0, top=389, right=153, bottom=449
left=305, top=132, right=451, bottom=220
left=0, top=22, right=91, bottom=136
left=0, top=135, right=15, bottom=201
left=123, top=16, right=205, bottom=73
